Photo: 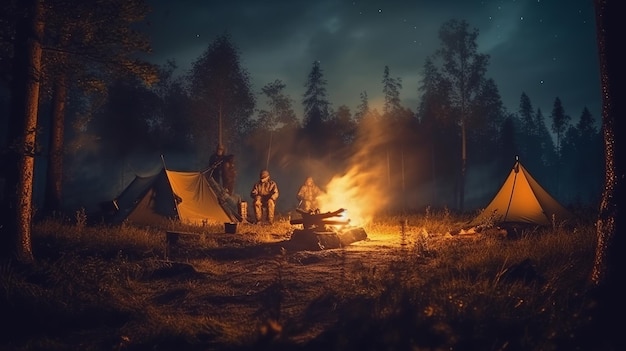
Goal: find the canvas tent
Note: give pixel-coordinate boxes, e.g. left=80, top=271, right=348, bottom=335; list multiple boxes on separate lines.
left=106, top=168, right=241, bottom=226
left=470, top=159, right=573, bottom=226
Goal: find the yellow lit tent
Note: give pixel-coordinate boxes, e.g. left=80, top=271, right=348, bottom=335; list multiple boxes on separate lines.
left=108, top=168, right=239, bottom=226
left=471, top=159, right=573, bottom=226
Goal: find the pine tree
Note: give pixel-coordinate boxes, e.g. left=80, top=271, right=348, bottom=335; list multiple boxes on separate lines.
left=548, top=97, right=571, bottom=196
left=302, top=60, right=330, bottom=131
left=561, top=107, right=602, bottom=205
left=517, top=92, right=536, bottom=159
left=515, top=93, right=548, bottom=174
left=382, top=65, right=403, bottom=118
left=550, top=97, right=571, bottom=158
left=302, top=60, right=331, bottom=156
left=354, top=91, right=370, bottom=122
left=532, top=108, right=557, bottom=188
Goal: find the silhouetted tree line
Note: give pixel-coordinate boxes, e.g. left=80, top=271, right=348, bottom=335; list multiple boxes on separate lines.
left=80, top=28, right=602, bottom=215
left=0, top=3, right=603, bottom=257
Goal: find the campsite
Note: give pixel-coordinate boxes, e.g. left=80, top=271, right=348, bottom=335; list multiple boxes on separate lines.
left=3, top=1, right=624, bottom=350
left=0, top=147, right=611, bottom=350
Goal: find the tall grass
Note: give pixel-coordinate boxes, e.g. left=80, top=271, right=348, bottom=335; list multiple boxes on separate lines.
left=0, top=210, right=599, bottom=350
left=307, top=218, right=598, bottom=351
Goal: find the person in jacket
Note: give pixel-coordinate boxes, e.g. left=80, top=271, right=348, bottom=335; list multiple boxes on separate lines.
left=250, top=169, right=279, bottom=224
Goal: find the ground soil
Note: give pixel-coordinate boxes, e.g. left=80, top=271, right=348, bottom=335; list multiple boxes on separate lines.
left=139, top=222, right=430, bottom=346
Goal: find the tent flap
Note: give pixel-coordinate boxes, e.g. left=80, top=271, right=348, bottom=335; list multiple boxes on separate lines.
left=165, top=170, right=233, bottom=224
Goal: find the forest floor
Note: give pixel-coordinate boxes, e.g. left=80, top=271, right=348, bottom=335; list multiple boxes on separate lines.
left=1, top=214, right=609, bottom=350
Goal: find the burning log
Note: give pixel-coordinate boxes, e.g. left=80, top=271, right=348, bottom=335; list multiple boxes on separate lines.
left=289, top=208, right=349, bottom=230
left=289, top=208, right=367, bottom=250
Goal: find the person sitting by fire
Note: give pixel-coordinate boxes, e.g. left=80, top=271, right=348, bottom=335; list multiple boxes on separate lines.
left=250, top=169, right=279, bottom=224
left=297, top=176, right=323, bottom=213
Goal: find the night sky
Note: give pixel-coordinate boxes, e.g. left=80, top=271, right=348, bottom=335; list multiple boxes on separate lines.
left=143, top=0, right=601, bottom=124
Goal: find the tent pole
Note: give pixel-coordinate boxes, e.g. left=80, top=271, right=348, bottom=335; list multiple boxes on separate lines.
left=401, top=148, right=405, bottom=212
left=161, top=154, right=167, bottom=170
left=505, top=158, right=519, bottom=221
left=161, top=154, right=182, bottom=221
left=266, top=131, right=272, bottom=170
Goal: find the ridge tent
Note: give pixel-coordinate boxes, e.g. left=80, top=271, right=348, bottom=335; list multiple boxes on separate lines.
left=107, top=168, right=241, bottom=226
left=470, top=159, right=574, bottom=226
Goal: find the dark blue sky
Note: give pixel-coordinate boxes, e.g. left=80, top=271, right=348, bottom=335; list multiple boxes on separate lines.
left=143, top=0, right=601, bottom=126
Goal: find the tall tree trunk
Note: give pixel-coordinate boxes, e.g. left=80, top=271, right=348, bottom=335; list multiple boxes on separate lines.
left=591, top=0, right=626, bottom=291
left=43, top=75, right=68, bottom=215
left=0, top=0, right=44, bottom=263
left=0, top=18, right=27, bottom=260
left=589, top=0, right=626, bottom=347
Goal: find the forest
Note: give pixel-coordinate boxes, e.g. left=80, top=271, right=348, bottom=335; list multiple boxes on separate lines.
left=0, top=1, right=603, bottom=222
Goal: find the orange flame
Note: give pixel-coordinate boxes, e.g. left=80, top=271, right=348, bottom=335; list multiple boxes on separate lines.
left=317, top=162, right=389, bottom=227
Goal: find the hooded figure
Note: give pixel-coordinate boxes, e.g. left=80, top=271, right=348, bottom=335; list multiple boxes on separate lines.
left=250, top=169, right=279, bottom=224
left=221, top=154, right=236, bottom=195
left=297, top=176, right=322, bottom=212
left=208, top=144, right=225, bottom=184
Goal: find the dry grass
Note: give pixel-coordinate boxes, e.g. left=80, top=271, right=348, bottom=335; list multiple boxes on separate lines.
left=0, top=209, right=604, bottom=350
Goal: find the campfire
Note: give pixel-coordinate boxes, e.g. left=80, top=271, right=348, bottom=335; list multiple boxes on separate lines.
left=289, top=208, right=367, bottom=250
left=287, top=160, right=392, bottom=249
left=290, top=208, right=349, bottom=230
left=316, top=163, right=389, bottom=227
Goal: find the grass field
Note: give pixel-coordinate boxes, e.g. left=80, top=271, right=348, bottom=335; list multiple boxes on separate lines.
left=0, top=207, right=607, bottom=350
